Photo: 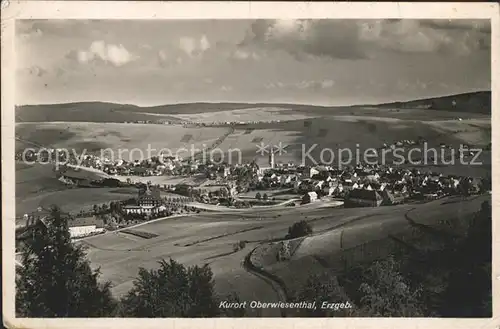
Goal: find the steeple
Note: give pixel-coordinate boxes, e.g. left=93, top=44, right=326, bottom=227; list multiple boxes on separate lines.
left=268, top=148, right=275, bottom=169
left=145, top=184, right=152, bottom=195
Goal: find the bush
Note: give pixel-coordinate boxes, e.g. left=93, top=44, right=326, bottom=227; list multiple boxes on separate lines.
left=286, top=220, right=313, bottom=239
left=233, top=240, right=247, bottom=252
left=277, top=241, right=291, bottom=261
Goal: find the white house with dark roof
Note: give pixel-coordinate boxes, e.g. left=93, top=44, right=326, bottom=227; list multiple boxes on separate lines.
left=302, top=191, right=318, bottom=204
left=68, top=217, right=105, bottom=239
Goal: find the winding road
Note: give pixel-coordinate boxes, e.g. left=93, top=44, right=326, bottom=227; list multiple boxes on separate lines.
left=242, top=247, right=288, bottom=317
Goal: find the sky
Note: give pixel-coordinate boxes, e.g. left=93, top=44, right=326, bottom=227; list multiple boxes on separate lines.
left=16, top=19, right=491, bottom=106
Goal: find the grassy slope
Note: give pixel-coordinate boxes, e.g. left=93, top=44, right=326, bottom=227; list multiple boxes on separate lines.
left=260, top=194, right=489, bottom=296
left=16, top=186, right=138, bottom=218
left=15, top=122, right=228, bottom=155
left=15, top=162, right=69, bottom=206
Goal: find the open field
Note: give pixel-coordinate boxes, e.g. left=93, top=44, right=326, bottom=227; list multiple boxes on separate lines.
left=168, top=107, right=318, bottom=123
left=15, top=122, right=229, bottom=158
left=15, top=162, right=69, bottom=204
left=80, top=194, right=489, bottom=308
left=216, top=115, right=491, bottom=172
left=237, top=188, right=293, bottom=198
left=16, top=186, right=138, bottom=219
left=80, top=200, right=349, bottom=296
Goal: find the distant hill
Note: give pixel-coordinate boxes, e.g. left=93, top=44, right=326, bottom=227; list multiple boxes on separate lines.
left=371, top=91, right=491, bottom=115
left=15, top=102, right=184, bottom=123
left=16, top=101, right=328, bottom=122
left=16, top=91, right=491, bottom=123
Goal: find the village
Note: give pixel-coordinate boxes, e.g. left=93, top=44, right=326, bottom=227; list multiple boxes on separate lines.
left=17, top=141, right=490, bottom=243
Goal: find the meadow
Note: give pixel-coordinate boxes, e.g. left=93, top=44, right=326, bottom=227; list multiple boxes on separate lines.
left=15, top=162, right=68, bottom=204
left=77, top=193, right=489, bottom=309
left=16, top=186, right=138, bottom=219
left=15, top=122, right=229, bottom=159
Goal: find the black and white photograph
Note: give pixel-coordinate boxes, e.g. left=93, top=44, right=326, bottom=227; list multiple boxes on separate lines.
left=2, top=2, right=498, bottom=328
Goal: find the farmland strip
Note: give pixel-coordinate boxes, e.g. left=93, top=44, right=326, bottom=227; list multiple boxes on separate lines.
left=183, top=225, right=264, bottom=247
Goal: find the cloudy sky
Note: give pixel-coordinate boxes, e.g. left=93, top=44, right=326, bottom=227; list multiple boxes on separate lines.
left=16, top=19, right=490, bottom=106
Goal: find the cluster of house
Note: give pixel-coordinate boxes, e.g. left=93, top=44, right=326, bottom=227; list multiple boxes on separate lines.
left=380, top=139, right=477, bottom=156
left=380, top=138, right=423, bottom=150
left=122, top=120, right=179, bottom=125
left=20, top=207, right=105, bottom=239
left=184, top=119, right=284, bottom=128
left=295, top=164, right=483, bottom=207
left=56, top=151, right=257, bottom=181
left=247, top=157, right=484, bottom=208
left=16, top=146, right=198, bottom=178
left=52, top=154, right=190, bottom=178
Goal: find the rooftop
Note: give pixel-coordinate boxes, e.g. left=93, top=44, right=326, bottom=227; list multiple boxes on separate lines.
left=68, top=217, right=104, bottom=228
left=348, top=189, right=383, bottom=201
left=138, top=185, right=161, bottom=199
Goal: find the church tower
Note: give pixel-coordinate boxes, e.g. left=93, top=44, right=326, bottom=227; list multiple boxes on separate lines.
left=268, top=149, right=275, bottom=169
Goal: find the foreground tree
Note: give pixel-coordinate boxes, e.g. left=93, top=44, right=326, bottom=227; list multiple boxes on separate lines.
left=441, top=201, right=492, bottom=317
left=357, top=255, right=425, bottom=317
left=120, top=259, right=219, bottom=317
left=16, top=205, right=116, bottom=317
left=291, top=271, right=354, bottom=317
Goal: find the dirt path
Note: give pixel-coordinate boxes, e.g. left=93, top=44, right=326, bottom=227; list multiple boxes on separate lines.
left=242, top=247, right=288, bottom=317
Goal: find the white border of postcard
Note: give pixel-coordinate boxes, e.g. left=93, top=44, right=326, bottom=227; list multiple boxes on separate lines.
left=2, top=1, right=499, bottom=329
